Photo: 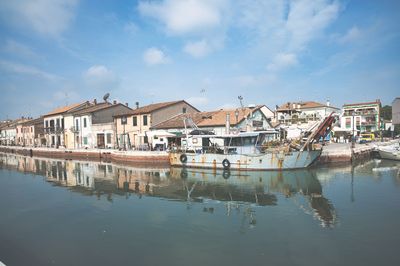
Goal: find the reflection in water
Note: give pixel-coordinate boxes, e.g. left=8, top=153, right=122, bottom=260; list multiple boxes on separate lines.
left=0, top=152, right=338, bottom=228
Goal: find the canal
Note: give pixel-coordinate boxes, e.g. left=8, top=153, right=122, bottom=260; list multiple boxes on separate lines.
left=0, top=152, right=399, bottom=266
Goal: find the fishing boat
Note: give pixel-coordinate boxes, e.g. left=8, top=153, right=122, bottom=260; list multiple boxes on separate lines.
left=377, top=143, right=400, bottom=161
left=170, top=113, right=336, bottom=171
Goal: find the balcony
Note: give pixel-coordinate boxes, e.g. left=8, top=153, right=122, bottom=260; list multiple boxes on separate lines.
left=44, top=127, right=65, bottom=134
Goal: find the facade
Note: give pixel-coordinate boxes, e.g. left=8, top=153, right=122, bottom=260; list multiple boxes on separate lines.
left=393, top=97, right=400, bottom=125
left=64, top=102, right=132, bottom=149
left=20, top=117, right=45, bottom=147
left=151, top=105, right=277, bottom=149
left=0, top=118, right=30, bottom=146
left=114, top=100, right=199, bottom=149
left=341, top=100, right=381, bottom=135
left=276, top=101, right=340, bottom=126
left=43, top=102, right=92, bottom=147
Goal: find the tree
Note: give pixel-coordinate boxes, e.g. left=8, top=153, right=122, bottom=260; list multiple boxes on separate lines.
left=380, top=105, right=392, bottom=120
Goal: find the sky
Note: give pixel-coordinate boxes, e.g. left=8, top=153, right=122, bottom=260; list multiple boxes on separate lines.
left=0, top=0, right=399, bottom=120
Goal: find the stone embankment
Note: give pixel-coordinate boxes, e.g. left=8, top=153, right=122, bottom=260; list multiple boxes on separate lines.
left=319, top=143, right=374, bottom=164
left=0, top=146, right=169, bottom=166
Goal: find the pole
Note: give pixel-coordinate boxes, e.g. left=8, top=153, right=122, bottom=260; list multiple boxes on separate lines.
left=352, top=112, right=355, bottom=149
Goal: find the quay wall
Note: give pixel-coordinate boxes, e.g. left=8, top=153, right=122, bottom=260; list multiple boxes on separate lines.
left=0, top=146, right=169, bottom=167
left=318, top=143, right=374, bottom=164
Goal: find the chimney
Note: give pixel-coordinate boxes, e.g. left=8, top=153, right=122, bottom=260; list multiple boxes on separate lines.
left=225, top=113, right=230, bottom=134
left=135, top=102, right=139, bottom=109
left=326, top=99, right=330, bottom=107
left=125, top=102, right=129, bottom=107
left=113, top=100, right=117, bottom=105
left=93, top=99, right=97, bottom=105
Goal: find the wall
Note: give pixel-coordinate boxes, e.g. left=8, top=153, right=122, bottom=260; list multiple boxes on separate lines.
left=151, top=102, right=198, bottom=126
left=393, top=98, right=400, bottom=125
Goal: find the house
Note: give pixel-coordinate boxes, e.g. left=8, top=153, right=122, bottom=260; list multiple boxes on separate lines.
left=64, top=101, right=132, bottom=149
left=150, top=105, right=277, bottom=149
left=43, top=102, right=92, bottom=147
left=2, top=118, right=30, bottom=146
left=393, top=97, right=400, bottom=125
left=113, top=100, right=200, bottom=150
left=276, top=100, right=340, bottom=126
left=341, top=100, right=381, bottom=135
left=19, top=117, right=45, bottom=147
left=275, top=100, right=340, bottom=139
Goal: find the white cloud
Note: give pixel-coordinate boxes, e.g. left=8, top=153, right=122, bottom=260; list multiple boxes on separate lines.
left=267, top=53, right=298, bottom=71
left=338, top=26, right=362, bottom=44
left=143, top=47, right=169, bottom=65
left=186, top=96, right=209, bottom=107
left=138, top=0, right=227, bottom=35
left=84, top=65, right=118, bottom=90
left=3, top=39, right=40, bottom=59
left=286, top=0, right=340, bottom=51
left=0, top=60, right=60, bottom=80
left=0, top=0, right=78, bottom=37
left=183, top=39, right=212, bottom=58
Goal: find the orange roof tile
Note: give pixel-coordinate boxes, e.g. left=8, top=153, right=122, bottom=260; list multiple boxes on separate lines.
left=152, top=106, right=263, bottom=129
left=44, top=102, right=83, bottom=116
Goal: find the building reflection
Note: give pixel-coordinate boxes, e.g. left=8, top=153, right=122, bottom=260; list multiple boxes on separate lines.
left=0, top=152, right=339, bottom=228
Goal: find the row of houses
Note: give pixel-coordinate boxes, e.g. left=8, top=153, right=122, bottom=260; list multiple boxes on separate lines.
left=0, top=98, right=389, bottom=149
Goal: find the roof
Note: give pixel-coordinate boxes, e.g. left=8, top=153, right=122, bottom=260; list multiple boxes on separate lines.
left=69, top=102, right=112, bottom=116
left=44, top=102, right=83, bottom=117
left=343, top=100, right=381, bottom=107
left=21, top=117, right=44, bottom=126
left=114, top=100, right=200, bottom=117
left=152, top=106, right=265, bottom=129
left=277, top=101, right=338, bottom=111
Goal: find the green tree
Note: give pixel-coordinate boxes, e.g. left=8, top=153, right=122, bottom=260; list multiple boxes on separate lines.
left=380, top=105, right=392, bottom=120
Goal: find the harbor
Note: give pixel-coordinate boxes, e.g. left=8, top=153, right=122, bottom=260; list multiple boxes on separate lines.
left=1, top=151, right=400, bottom=266
left=1, top=1, right=400, bottom=265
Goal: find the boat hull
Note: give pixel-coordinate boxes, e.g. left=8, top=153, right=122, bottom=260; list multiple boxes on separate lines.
left=170, top=150, right=321, bottom=170
left=378, top=149, right=400, bottom=161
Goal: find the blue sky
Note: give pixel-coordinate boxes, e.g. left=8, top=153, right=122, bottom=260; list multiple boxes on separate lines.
left=0, top=0, right=399, bottom=120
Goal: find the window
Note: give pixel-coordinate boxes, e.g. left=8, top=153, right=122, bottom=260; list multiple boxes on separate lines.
left=183, top=107, right=187, bottom=113
left=121, top=116, right=127, bottom=125
left=16, top=128, right=18, bottom=133
left=31, top=127, right=33, bottom=133
left=56, top=119, right=60, bottom=129
left=106, top=133, right=112, bottom=144
left=75, top=119, right=79, bottom=130
left=61, top=118, right=64, bottom=129
left=45, top=120, right=48, bottom=129
left=143, top=115, right=148, bottom=126
left=83, top=118, right=87, bottom=128
left=133, top=116, right=137, bottom=126
left=83, top=137, right=88, bottom=145
left=345, top=118, right=351, bottom=128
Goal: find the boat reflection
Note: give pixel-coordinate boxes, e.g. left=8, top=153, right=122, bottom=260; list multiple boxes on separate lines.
left=0, top=152, right=337, bottom=228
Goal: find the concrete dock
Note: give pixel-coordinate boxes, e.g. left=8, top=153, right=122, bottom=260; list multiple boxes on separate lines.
left=319, top=143, right=374, bottom=164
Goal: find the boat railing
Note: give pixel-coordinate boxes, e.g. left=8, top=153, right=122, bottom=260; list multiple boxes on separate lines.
left=170, top=145, right=282, bottom=155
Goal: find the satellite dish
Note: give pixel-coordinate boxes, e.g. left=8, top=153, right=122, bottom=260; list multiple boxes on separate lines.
left=103, top=93, right=110, bottom=102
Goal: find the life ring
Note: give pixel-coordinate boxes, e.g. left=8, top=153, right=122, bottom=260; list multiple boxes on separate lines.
left=222, top=159, right=231, bottom=169
left=222, top=170, right=231, bottom=179
left=180, top=154, right=188, bottom=163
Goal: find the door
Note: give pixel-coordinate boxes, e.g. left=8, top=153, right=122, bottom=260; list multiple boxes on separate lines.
left=97, top=133, right=105, bottom=149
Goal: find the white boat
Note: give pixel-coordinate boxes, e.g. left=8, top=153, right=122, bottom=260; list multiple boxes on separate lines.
left=170, top=131, right=322, bottom=170
left=377, top=144, right=400, bottom=161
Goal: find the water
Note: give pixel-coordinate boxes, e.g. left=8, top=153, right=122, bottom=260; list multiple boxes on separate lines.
left=0, top=153, right=399, bottom=266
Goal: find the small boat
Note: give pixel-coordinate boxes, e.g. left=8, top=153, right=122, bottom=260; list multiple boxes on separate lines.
left=377, top=143, right=400, bottom=161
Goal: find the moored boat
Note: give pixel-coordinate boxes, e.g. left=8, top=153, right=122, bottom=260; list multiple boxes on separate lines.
left=377, top=143, right=400, bottom=161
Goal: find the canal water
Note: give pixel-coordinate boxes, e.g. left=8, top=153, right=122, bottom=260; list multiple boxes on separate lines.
left=0, top=152, right=399, bottom=266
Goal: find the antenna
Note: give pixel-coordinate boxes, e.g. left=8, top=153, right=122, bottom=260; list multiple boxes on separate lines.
left=103, top=93, right=110, bottom=102
left=238, top=96, right=244, bottom=109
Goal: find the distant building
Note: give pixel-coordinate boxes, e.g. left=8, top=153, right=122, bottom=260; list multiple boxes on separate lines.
left=341, top=100, right=381, bottom=135
left=113, top=100, right=199, bottom=150
left=64, top=101, right=132, bottom=149
left=43, top=102, right=91, bottom=147
left=276, top=100, right=340, bottom=126
left=1, top=118, right=30, bottom=146
left=18, top=117, right=44, bottom=146
left=392, top=97, right=400, bottom=125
